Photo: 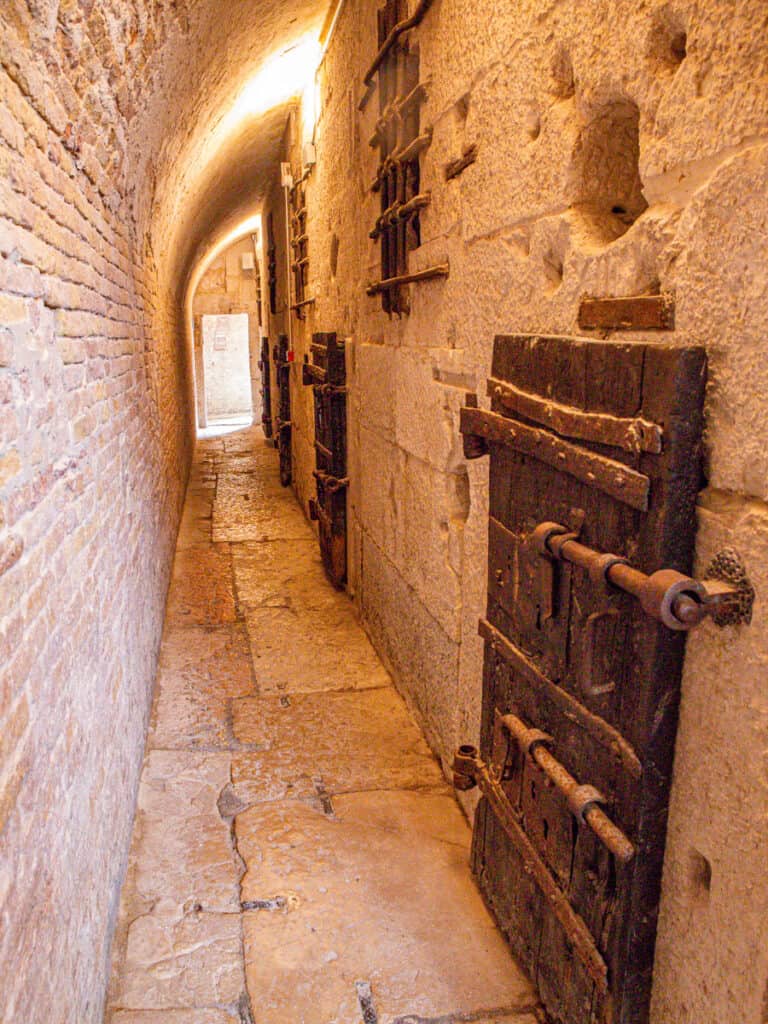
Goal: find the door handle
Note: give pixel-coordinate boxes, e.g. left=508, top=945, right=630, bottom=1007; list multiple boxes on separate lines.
left=530, top=522, right=754, bottom=631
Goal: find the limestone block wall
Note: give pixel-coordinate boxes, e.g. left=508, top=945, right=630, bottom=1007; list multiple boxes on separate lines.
left=258, top=1, right=768, bottom=1020
left=0, top=4, right=196, bottom=1021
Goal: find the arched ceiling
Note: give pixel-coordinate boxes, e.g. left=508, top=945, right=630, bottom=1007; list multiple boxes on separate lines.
left=122, top=0, right=333, bottom=300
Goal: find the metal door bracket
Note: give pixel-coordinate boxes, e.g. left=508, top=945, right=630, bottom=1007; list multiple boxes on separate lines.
left=702, top=547, right=755, bottom=626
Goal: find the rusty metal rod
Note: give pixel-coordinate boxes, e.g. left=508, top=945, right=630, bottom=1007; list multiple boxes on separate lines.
left=541, top=526, right=714, bottom=630
left=313, top=470, right=349, bottom=494
left=370, top=192, right=431, bottom=239
left=369, top=81, right=428, bottom=148
left=363, top=0, right=436, bottom=85
left=499, top=714, right=635, bottom=864
left=366, top=264, right=449, bottom=295
left=371, top=132, right=433, bottom=191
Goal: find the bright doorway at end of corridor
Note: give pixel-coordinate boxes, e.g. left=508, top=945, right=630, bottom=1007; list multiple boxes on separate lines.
left=202, top=313, right=253, bottom=431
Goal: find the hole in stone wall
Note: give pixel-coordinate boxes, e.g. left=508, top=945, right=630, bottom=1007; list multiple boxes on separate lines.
left=648, top=7, right=688, bottom=70
left=524, top=106, right=541, bottom=142
left=567, top=98, right=648, bottom=246
left=671, top=32, right=688, bottom=63
left=451, top=466, right=471, bottom=523
left=543, top=250, right=564, bottom=292
left=330, top=232, right=340, bottom=277
left=455, top=92, right=471, bottom=123
left=549, top=45, right=575, bottom=100
left=688, top=848, right=712, bottom=898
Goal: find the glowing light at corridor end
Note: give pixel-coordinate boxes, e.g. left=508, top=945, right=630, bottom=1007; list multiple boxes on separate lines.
left=185, top=213, right=262, bottom=318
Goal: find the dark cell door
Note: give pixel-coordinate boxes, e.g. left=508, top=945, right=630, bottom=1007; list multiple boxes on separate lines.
left=456, top=334, right=707, bottom=1024
left=259, top=337, right=273, bottom=439
left=274, top=335, right=292, bottom=487
left=303, top=332, right=348, bottom=588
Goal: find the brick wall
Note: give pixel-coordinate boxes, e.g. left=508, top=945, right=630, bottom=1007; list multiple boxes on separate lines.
left=0, top=4, right=193, bottom=1020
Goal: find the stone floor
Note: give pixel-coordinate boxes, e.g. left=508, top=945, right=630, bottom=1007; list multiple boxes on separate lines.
left=105, top=424, right=541, bottom=1024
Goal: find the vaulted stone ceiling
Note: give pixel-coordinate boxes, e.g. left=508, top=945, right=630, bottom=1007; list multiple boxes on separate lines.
left=125, top=0, right=332, bottom=296
left=2, top=0, right=332, bottom=298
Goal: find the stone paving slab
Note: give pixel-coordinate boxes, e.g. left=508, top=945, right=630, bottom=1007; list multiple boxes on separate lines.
left=223, top=430, right=268, bottom=454
left=219, top=450, right=280, bottom=473
left=131, top=751, right=239, bottom=913
left=176, top=515, right=213, bottom=549
left=150, top=624, right=254, bottom=750
left=165, top=544, right=237, bottom=626
left=213, top=472, right=311, bottom=543
left=243, top=604, right=391, bottom=693
left=230, top=687, right=445, bottom=805
left=112, top=1010, right=240, bottom=1024
left=117, top=907, right=244, bottom=1010
left=231, top=538, right=327, bottom=609
left=238, top=791, right=536, bottom=1024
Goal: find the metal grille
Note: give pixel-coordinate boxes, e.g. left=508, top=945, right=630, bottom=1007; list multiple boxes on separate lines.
left=365, top=0, right=446, bottom=313
left=290, top=178, right=310, bottom=317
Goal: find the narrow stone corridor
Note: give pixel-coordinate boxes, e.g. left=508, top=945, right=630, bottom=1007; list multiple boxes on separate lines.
left=105, top=424, right=540, bottom=1024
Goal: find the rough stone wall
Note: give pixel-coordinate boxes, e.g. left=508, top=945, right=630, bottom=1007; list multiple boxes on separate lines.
left=258, top=1, right=768, bottom=1020
left=0, top=4, right=195, bottom=1021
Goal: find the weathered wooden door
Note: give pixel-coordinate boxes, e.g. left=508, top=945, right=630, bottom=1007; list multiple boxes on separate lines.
left=259, top=337, right=273, bottom=439
left=457, top=334, right=707, bottom=1024
left=273, top=335, right=292, bottom=487
left=303, top=332, right=348, bottom=588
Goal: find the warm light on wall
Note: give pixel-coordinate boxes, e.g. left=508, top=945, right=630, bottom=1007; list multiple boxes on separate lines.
left=228, top=36, right=322, bottom=125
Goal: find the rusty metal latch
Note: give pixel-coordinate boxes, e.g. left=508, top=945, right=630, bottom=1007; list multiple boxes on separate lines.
left=531, top=521, right=754, bottom=630
left=312, top=469, right=349, bottom=494
left=494, top=711, right=634, bottom=863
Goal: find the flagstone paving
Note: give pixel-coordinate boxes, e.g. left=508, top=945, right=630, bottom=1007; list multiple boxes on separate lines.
left=105, top=424, right=540, bottom=1024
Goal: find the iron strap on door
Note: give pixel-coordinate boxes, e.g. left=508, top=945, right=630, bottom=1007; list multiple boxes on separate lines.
left=302, top=332, right=348, bottom=588
left=450, top=334, right=751, bottom=1024
left=273, top=335, right=292, bottom=487
left=259, top=337, right=273, bottom=438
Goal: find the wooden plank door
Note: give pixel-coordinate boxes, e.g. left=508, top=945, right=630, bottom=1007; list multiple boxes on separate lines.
left=259, top=337, right=273, bottom=438
left=302, top=332, right=348, bottom=588
left=459, top=334, right=706, bottom=1024
left=273, top=334, right=292, bottom=487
